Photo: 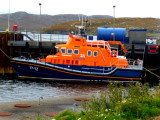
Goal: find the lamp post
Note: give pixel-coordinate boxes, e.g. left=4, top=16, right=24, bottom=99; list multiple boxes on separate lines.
left=113, top=5, right=116, bottom=41
left=7, top=0, right=10, bottom=31
left=39, top=3, right=42, bottom=42
left=113, top=5, right=116, bottom=27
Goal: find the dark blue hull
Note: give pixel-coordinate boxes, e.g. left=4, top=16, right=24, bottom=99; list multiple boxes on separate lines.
left=10, top=59, right=142, bottom=82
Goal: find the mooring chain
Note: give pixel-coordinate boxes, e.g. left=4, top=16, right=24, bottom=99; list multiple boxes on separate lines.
left=0, top=48, right=10, bottom=59
left=143, top=67, right=160, bottom=79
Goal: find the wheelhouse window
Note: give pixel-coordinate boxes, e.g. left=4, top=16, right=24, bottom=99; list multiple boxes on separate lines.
left=68, top=49, right=72, bottom=54
left=61, top=48, right=66, bottom=53
left=93, top=51, right=98, bottom=57
left=87, top=50, right=92, bottom=56
left=55, top=47, right=60, bottom=53
left=74, top=49, right=79, bottom=54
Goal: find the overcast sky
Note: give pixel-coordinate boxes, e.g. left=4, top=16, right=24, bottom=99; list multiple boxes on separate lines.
left=1, top=0, right=160, bottom=18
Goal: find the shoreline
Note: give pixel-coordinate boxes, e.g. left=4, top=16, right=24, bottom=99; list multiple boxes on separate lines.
left=0, top=95, right=93, bottom=120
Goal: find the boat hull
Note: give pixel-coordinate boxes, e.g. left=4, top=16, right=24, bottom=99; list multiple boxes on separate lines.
left=10, top=59, right=142, bottom=82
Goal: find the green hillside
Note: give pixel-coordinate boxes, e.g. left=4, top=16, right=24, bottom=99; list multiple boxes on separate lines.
left=42, top=17, right=160, bottom=36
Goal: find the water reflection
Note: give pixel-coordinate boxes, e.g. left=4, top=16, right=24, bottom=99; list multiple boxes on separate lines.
left=0, top=79, right=107, bottom=102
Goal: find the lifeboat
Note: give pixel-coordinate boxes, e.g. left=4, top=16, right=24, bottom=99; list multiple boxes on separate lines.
left=10, top=34, right=143, bottom=82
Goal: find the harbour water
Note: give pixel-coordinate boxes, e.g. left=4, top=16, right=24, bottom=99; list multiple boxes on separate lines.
left=0, top=79, right=106, bottom=102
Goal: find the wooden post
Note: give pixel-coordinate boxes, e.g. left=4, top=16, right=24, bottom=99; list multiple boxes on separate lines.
left=131, top=44, right=135, bottom=59
left=25, top=42, right=30, bottom=53
left=143, top=45, right=148, bottom=68
left=25, top=42, right=30, bottom=58
left=158, top=46, right=160, bottom=68
left=38, top=42, right=42, bottom=57
left=9, top=46, right=13, bottom=57
left=52, top=42, right=56, bottom=54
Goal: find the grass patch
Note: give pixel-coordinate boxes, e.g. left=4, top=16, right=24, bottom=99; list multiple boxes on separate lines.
left=38, top=82, right=160, bottom=120
left=53, top=109, right=79, bottom=120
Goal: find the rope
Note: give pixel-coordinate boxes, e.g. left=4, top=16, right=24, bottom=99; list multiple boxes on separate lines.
left=143, top=67, right=160, bottom=79
left=0, top=48, right=10, bottom=59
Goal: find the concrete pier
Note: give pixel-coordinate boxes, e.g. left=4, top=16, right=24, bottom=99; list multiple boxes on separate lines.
left=0, top=95, right=91, bottom=120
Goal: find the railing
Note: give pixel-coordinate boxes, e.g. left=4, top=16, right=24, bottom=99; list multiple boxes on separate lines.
left=128, top=59, right=143, bottom=69
left=108, top=57, right=143, bottom=70
left=23, top=32, right=69, bottom=42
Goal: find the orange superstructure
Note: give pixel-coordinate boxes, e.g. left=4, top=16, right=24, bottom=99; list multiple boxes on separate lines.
left=39, top=34, right=129, bottom=68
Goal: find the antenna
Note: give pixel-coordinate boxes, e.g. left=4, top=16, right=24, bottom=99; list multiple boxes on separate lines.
left=75, top=14, right=87, bottom=35
left=78, top=14, right=81, bottom=21
left=85, top=16, right=90, bottom=27
left=89, top=16, right=92, bottom=25
left=81, top=14, right=84, bottom=26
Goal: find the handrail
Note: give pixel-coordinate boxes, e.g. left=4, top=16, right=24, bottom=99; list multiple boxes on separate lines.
left=109, top=58, right=143, bottom=69
left=98, top=49, right=106, bottom=65
left=128, top=59, right=143, bottom=69
left=105, top=41, right=111, bottom=53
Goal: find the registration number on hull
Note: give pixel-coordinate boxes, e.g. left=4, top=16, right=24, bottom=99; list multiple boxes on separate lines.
left=29, top=66, right=38, bottom=71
